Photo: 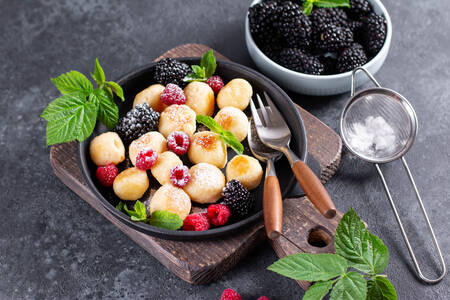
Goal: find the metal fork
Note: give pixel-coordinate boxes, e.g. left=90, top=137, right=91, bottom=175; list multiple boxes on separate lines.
left=250, top=92, right=336, bottom=218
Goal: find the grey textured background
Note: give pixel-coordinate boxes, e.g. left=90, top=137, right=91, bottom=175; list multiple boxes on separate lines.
left=1, top=0, right=449, bottom=299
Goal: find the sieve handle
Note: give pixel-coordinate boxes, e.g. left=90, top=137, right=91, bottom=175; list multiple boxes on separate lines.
left=351, top=67, right=382, bottom=96
left=375, top=158, right=447, bottom=284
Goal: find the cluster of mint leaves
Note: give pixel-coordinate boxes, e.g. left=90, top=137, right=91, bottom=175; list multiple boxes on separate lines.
left=41, top=59, right=124, bottom=146
left=196, top=115, right=244, bottom=155
left=301, top=0, right=350, bottom=15
left=268, top=208, right=397, bottom=300
left=116, top=201, right=183, bottom=230
left=183, top=50, right=217, bottom=82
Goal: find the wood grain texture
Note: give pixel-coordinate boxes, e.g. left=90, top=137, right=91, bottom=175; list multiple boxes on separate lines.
left=49, top=44, right=343, bottom=286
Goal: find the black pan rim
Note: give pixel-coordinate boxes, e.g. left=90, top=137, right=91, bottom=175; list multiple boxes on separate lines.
left=77, top=58, right=307, bottom=240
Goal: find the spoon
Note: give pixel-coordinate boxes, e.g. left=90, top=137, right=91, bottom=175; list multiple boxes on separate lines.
left=248, top=118, right=283, bottom=240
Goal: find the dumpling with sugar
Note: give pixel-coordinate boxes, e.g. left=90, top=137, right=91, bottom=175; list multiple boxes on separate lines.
left=226, top=154, right=262, bottom=190
left=188, top=131, right=227, bottom=168
left=183, top=163, right=225, bottom=204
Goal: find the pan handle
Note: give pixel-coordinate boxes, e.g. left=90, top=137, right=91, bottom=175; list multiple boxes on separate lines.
left=375, top=158, right=447, bottom=283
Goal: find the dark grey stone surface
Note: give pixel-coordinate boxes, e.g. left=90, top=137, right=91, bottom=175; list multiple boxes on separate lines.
left=0, top=0, right=448, bottom=299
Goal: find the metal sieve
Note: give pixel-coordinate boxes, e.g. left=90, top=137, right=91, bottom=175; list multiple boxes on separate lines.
left=339, top=67, right=446, bottom=283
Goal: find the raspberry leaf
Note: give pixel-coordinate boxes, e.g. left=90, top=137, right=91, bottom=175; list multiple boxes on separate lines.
left=91, top=58, right=105, bottom=86
left=329, top=272, right=367, bottom=300
left=106, top=81, right=124, bottom=101
left=303, top=280, right=335, bottom=300
left=267, top=253, right=347, bottom=282
left=150, top=211, right=183, bottom=230
left=51, top=71, right=93, bottom=96
left=89, top=89, right=119, bottom=130
left=200, top=49, right=216, bottom=78
left=44, top=95, right=98, bottom=146
left=334, top=208, right=389, bottom=275
left=367, top=276, right=397, bottom=300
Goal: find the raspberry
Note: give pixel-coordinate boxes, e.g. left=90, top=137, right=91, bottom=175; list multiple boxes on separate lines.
left=207, top=204, right=231, bottom=226
left=183, top=213, right=210, bottom=231
left=206, top=75, right=224, bottom=94
left=160, top=83, right=186, bottom=105
left=220, top=289, right=242, bottom=300
left=169, top=165, right=191, bottom=188
left=135, top=148, right=158, bottom=170
left=96, top=164, right=118, bottom=187
left=258, top=297, right=270, bottom=300
left=167, top=131, right=190, bottom=155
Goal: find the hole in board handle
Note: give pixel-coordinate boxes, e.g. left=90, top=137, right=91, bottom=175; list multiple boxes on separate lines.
left=307, top=226, right=332, bottom=248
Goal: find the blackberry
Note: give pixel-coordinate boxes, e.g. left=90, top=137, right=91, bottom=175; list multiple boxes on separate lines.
left=362, top=13, right=386, bottom=56
left=248, top=1, right=280, bottom=46
left=260, top=43, right=283, bottom=63
left=274, top=2, right=312, bottom=48
left=114, top=103, right=160, bottom=144
left=337, top=43, right=368, bottom=73
left=154, top=58, right=191, bottom=87
left=347, top=0, right=372, bottom=19
left=310, top=8, right=348, bottom=29
left=348, top=20, right=364, bottom=40
left=315, top=24, right=353, bottom=52
left=222, top=180, right=254, bottom=218
left=278, top=48, right=324, bottom=75
left=319, top=56, right=338, bottom=75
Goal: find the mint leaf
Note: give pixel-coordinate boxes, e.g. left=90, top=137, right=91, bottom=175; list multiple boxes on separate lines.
left=192, top=65, right=206, bottom=78
left=268, top=253, right=347, bottom=282
left=45, top=96, right=97, bottom=146
left=106, top=81, right=124, bottom=101
left=91, top=58, right=105, bottom=86
left=116, top=201, right=147, bottom=222
left=329, top=272, right=366, bottom=300
left=200, top=49, right=216, bottom=78
left=302, top=1, right=314, bottom=15
left=220, top=130, right=244, bottom=154
left=334, top=208, right=389, bottom=275
left=89, top=89, right=118, bottom=130
left=303, top=280, right=334, bottom=300
left=196, top=115, right=223, bottom=133
left=150, top=211, right=183, bottom=230
left=367, top=276, right=397, bottom=300
left=314, top=0, right=350, bottom=8
left=183, top=74, right=207, bottom=82
left=51, top=71, right=93, bottom=96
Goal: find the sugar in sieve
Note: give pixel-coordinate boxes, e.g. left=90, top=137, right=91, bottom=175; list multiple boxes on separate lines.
left=339, top=67, right=446, bottom=283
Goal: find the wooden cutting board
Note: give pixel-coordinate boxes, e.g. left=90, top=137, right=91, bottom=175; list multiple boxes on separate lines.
left=49, top=44, right=343, bottom=289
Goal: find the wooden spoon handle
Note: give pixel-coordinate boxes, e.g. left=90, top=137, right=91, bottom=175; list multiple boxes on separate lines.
left=291, top=160, right=336, bottom=219
left=263, top=175, right=283, bottom=240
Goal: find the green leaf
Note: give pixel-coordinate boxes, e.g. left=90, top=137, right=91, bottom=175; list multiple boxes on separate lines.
left=313, top=0, right=350, bottom=9
left=267, top=253, right=347, bottom=282
left=116, top=201, right=147, bottom=222
left=44, top=95, right=97, bottom=146
left=196, top=115, right=223, bottom=133
left=133, top=201, right=147, bottom=220
left=149, top=211, right=183, bottom=230
left=302, top=1, right=314, bottom=15
left=220, top=130, right=244, bottom=155
left=191, top=65, right=206, bottom=78
left=329, top=272, right=367, bottom=300
left=51, top=71, right=93, bottom=95
left=89, top=89, right=119, bottom=129
left=367, top=276, right=397, bottom=300
left=303, top=280, right=334, bottom=300
left=334, top=208, right=389, bottom=275
left=41, top=93, right=87, bottom=121
left=200, top=49, right=216, bottom=78
left=105, top=81, right=124, bottom=101
left=91, top=58, right=105, bottom=86
left=183, top=74, right=207, bottom=82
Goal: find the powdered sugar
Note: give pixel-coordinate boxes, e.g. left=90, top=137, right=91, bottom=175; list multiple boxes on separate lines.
left=346, top=116, right=398, bottom=157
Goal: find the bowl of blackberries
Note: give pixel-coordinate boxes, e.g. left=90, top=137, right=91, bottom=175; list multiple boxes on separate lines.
left=245, top=0, right=392, bottom=96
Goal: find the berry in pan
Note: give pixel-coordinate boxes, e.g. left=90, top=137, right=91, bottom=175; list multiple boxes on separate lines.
left=89, top=132, right=125, bottom=166
left=96, top=164, right=119, bottom=187
left=166, top=131, right=190, bottom=155
left=206, top=75, right=224, bottom=94
left=114, top=103, right=160, bottom=145
left=222, top=179, right=254, bottom=218
left=149, top=184, right=191, bottom=220
left=151, top=151, right=183, bottom=185
left=169, top=165, right=191, bottom=188
left=129, top=131, right=167, bottom=166
left=135, top=148, right=158, bottom=171
left=183, top=213, right=210, bottom=231
left=160, top=83, right=187, bottom=105
left=154, top=58, right=191, bottom=87
left=207, top=204, right=231, bottom=226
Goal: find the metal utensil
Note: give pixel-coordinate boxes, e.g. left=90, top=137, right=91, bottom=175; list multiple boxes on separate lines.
left=248, top=117, right=283, bottom=239
left=340, top=67, right=446, bottom=283
left=250, top=92, right=336, bottom=219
